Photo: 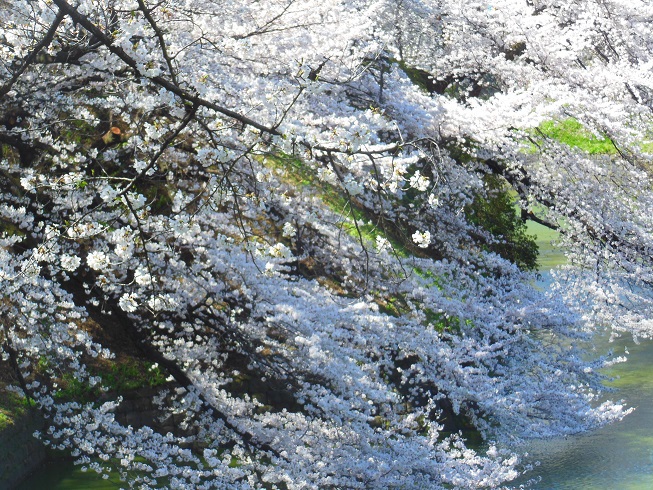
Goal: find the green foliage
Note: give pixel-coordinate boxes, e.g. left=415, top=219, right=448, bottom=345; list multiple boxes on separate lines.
left=55, top=360, right=167, bottom=402
left=55, top=374, right=93, bottom=402
left=423, top=309, right=462, bottom=333
left=538, top=118, right=616, bottom=154
left=265, top=153, right=411, bottom=257
left=139, top=181, right=173, bottom=213
left=100, top=360, right=167, bottom=391
left=396, top=60, right=432, bottom=93
left=0, top=219, right=26, bottom=239
left=375, top=291, right=460, bottom=333
left=56, top=118, right=99, bottom=147
left=15, top=461, right=121, bottom=490
left=466, top=175, right=539, bottom=270
left=0, top=390, right=30, bottom=430
left=264, top=153, right=315, bottom=188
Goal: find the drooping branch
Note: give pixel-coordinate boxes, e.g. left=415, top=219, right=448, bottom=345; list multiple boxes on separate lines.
left=61, top=274, right=284, bottom=459
left=483, top=157, right=559, bottom=230
left=484, top=156, right=653, bottom=264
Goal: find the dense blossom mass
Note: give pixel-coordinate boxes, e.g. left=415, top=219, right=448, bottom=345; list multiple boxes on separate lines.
left=1, top=0, right=653, bottom=488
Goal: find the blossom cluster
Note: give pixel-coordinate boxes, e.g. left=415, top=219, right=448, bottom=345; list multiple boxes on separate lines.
left=0, top=0, right=652, bottom=488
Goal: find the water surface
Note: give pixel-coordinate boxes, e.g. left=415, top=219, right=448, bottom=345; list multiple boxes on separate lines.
left=516, top=224, right=653, bottom=488
left=515, top=336, right=653, bottom=489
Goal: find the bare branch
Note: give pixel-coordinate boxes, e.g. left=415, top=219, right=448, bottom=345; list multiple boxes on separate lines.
left=0, top=11, right=65, bottom=98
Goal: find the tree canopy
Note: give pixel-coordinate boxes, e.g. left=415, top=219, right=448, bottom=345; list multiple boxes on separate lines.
left=1, top=0, right=653, bottom=488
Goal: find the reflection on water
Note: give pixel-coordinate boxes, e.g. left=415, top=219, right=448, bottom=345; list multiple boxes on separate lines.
left=514, top=336, right=653, bottom=489
left=514, top=263, right=653, bottom=489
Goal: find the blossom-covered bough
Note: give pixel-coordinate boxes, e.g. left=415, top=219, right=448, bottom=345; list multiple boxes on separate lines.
left=1, top=0, right=652, bottom=487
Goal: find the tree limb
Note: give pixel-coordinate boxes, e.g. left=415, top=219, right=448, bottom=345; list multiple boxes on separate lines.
left=52, top=0, right=281, bottom=136
left=0, top=11, right=65, bottom=99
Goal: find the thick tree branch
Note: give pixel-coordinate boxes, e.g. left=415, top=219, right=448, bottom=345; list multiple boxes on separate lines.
left=52, top=0, right=281, bottom=136
left=61, top=274, right=284, bottom=459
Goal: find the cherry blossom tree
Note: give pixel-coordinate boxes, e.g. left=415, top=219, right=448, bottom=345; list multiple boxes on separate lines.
left=1, top=0, right=652, bottom=487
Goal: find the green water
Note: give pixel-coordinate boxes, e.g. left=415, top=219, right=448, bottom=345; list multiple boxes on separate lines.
left=527, top=219, right=566, bottom=269
left=515, top=223, right=653, bottom=488
left=513, top=335, right=653, bottom=489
